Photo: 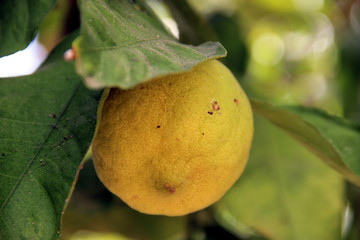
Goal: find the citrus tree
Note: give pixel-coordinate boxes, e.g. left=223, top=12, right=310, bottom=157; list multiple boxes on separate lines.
left=1, top=0, right=360, bottom=239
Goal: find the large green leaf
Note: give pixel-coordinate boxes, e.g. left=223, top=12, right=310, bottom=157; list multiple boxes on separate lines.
left=0, top=34, right=101, bottom=240
left=251, top=99, right=360, bottom=186
left=74, top=0, right=226, bottom=89
left=216, top=115, right=344, bottom=240
left=0, top=0, right=57, bottom=57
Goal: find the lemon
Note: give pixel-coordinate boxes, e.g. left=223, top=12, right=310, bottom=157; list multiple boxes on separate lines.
left=92, top=60, right=253, bottom=216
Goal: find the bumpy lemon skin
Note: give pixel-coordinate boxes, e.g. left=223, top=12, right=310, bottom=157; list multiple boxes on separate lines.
left=92, top=60, right=253, bottom=216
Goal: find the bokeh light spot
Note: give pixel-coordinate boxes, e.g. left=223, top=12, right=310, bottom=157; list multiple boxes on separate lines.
left=251, top=33, right=285, bottom=66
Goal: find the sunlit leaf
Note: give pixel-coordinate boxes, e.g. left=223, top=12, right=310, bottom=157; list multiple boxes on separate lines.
left=0, top=34, right=101, bottom=240
left=0, top=0, right=57, bottom=57
left=74, top=0, right=226, bottom=89
left=216, top=115, right=343, bottom=240
left=251, top=99, right=360, bottom=186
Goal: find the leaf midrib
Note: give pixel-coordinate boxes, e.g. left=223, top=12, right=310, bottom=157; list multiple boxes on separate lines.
left=251, top=100, right=346, bottom=171
left=81, top=38, right=196, bottom=53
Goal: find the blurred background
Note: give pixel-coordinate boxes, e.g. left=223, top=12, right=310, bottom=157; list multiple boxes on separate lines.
left=1, top=0, right=360, bottom=239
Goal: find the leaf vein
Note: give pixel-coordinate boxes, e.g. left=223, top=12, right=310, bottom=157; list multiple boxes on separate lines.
left=0, top=81, right=82, bottom=214
left=82, top=38, right=183, bottom=52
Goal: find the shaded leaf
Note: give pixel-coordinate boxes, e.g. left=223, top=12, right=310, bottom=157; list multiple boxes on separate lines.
left=0, top=34, right=101, bottom=240
left=163, top=0, right=218, bottom=45
left=338, top=28, right=360, bottom=119
left=209, top=13, right=248, bottom=77
left=37, top=0, right=81, bottom=52
left=74, top=0, right=226, bottom=89
left=0, top=0, right=57, bottom=57
left=216, top=115, right=344, bottom=240
left=251, top=99, right=360, bottom=186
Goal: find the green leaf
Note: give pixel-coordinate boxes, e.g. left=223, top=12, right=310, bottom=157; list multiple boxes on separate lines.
left=162, top=0, right=218, bottom=45
left=209, top=13, right=248, bottom=77
left=0, top=34, right=101, bottom=240
left=74, top=0, right=227, bottom=89
left=0, top=0, right=57, bottom=57
left=338, top=31, right=360, bottom=119
left=251, top=99, right=360, bottom=186
left=216, top=115, right=344, bottom=240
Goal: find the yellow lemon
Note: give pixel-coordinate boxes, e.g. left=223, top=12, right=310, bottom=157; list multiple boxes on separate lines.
left=92, top=60, right=253, bottom=216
